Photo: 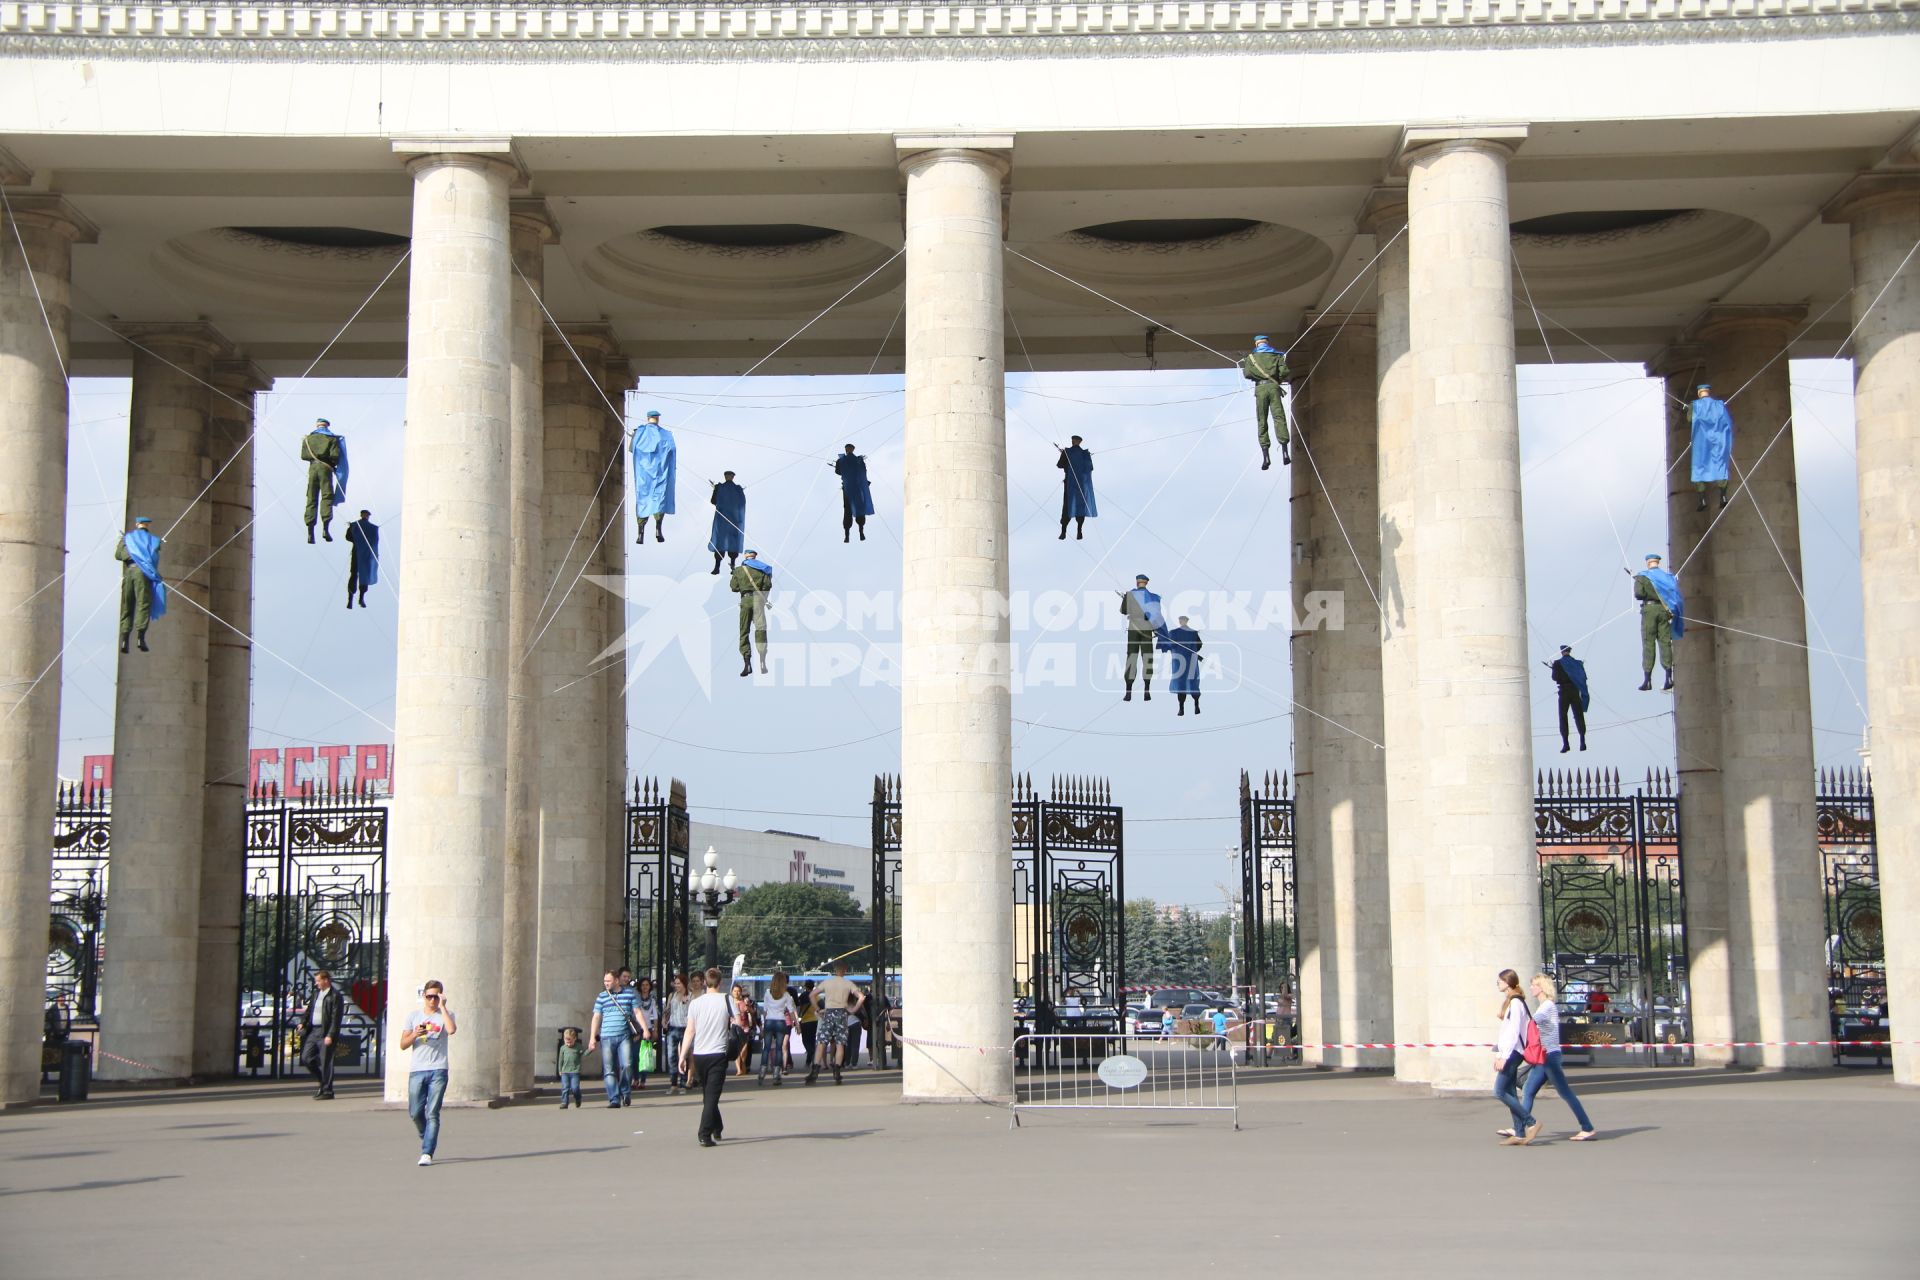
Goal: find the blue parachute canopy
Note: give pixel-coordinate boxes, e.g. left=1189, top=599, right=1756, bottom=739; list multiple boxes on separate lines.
left=709, top=480, right=746, bottom=556
left=1641, top=567, right=1686, bottom=639
left=122, top=528, right=169, bottom=621
left=1690, top=396, right=1733, bottom=485
left=631, top=422, right=678, bottom=518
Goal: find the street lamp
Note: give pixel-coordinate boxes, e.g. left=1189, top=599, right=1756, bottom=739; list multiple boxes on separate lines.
left=695, top=846, right=741, bottom=972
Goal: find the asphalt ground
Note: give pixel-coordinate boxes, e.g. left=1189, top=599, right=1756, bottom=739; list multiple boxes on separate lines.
left=3, top=1064, right=1915, bottom=1277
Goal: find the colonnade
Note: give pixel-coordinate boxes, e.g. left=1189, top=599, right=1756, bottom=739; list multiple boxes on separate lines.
left=0, top=130, right=1916, bottom=1106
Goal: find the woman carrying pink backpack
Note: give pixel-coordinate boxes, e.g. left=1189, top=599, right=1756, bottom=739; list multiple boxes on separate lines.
left=1491, top=969, right=1540, bottom=1146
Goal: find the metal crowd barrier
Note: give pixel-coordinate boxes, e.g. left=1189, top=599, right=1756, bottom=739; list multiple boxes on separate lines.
left=1010, top=1033, right=1239, bottom=1130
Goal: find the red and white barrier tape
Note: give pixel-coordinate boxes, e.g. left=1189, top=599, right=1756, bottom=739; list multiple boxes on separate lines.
left=904, top=1033, right=1908, bottom=1054
left=96, top=1049, right=170, bottom=1073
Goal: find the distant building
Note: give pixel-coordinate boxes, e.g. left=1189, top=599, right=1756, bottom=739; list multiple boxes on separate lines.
left=690, top=822, right=869, bottom=911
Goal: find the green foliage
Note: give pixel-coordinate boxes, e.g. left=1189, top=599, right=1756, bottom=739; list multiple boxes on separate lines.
left=713, top=881, right=868, bottom=973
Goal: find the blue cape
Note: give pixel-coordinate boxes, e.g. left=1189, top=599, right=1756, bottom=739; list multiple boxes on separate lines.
left=835, top=454, right=875, bottom=519
left=1690, top=397, right=1733, bottom=484
left=741, top=557, right=773, bottom=578
left=709, top=482, right=746, bottom=556
left=1157, top=625, right=1203, bottom=693
left=1641, top=568, right=1686, bottom=639
left=631, top=423, right=677, bottom=517
left=313, top=425, right=348, bottom=503
left=1129, top=588, right=1165, bottom=631
left=123, top=529, right=168, bottom=621
left=1059, top=446, right=1097, bottom=519
left=347, top=519, right=379, bottom=587
left=1554, top=656, right=1590, bottom=713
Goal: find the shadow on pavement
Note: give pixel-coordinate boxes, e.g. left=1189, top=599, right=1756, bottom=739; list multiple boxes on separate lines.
left=1564, top=1068, right=1872, bottom=1095
left=0, top=1175, right=181, bottom=1196
left=435, top=1146, right=625, bottom=1164
left=8, top=1150, right=108, bottom=1160
left=716, top=1129, right=879, bottom=1145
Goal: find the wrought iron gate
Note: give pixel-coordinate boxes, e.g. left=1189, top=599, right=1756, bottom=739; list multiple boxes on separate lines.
left=871, top=773, right=1125, bottom=1011
left=1238, top=770, right=1296, bottom=1060
left=47, top=784, right=111, bottom=1046
left=237, top=782, right=390, bottom=1078
left=870, top=775, right=902, bottom=1063
left=1534, top=768, right=1689, bottom=1059
left=624, top=777, right=690, bottom=994
left=1817, top=767, right=1883, bottom=1063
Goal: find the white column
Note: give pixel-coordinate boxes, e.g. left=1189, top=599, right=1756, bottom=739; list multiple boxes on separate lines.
left=1651, top=343, right=1736, bottom=1068
left=897, top=135, right=1014, bottom=1102
left=1690, top=306, right=1828, bottom=1068
left=1825, top=172, right=1920, bottom=1085
left=535, top=324, right=613, bottom=1040
left=1291, top=314, right=1391, bottom=1070
left=192, top=358, right=266, bottom=1078
left=1399, top=126, right=1540, bottom=1093
left=600, top=354, right=632, bottom=971
left=499, top=200, right=553, bottom=1097
left=1365, top=191, right=1430, bottom=1084
left=1288, top=443, right=1324, bottom=1067
left=0, top=182, right=95, bottom=1107
left=98, top=322, right=227, bottom=1081
left=383, top=140, right=517, bottom=1106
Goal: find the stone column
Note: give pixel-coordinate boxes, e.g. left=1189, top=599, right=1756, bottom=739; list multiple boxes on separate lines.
left=535, top=324, right=613, bottom=1041
left=1365, top=190, right=1429, bottom=1084
left=1650, top=343, right=1736, bottom=1067
left=499, top=200, right=553, bottom=1097
left=191, top=357, right=268, bottom=1079
left=1288, top=442, right=1323, bottom=1066
left=1290, top=313, right=1391, bottom=1070
left=98, top=322, right=228, bottom=1081
left=1688, top=305, right=1828, bottom=1068
left=896, top=135, right=1015, bottom=1102
left=1399, top=126, right=1540, bottom=1093
left=600, top=354, right=632, bottom=971
left=0, top=181, right=95, bottom=1107
left=383, top=140, right=518, bottom=1106
left=1824, top=171, right=1920, bottom=1085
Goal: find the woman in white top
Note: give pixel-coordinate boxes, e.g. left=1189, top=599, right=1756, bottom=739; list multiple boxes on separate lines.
left=1519, top=973, right=1598, bottom=1141
left=1492, top=968, right=1539, bottom=1146
left=665, top=973, right=693, bottom=1096
left=758, top=970, right=799, bottom=1086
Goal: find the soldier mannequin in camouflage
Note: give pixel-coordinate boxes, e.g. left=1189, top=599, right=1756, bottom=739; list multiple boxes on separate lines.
left=1632, top=552, right=1683, bottom=692
left=1239, top=335, right=1291, bottom=469
left=731, top=549, right=774, bottom=678
left=300, top=417, right=344, bottom=543
left=115, top=515, right=166, bottom=653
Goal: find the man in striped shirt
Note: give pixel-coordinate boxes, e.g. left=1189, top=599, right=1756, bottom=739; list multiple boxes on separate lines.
left=589, top=971, right=645, bottom=1108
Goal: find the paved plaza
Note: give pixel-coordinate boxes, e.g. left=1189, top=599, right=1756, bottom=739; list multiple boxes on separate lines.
left=3, top=1067, right=1915, bottom=1277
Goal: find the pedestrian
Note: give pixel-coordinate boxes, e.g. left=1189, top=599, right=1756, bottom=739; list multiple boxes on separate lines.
left=666, top=972, right=693, bottom=1095
left=759, top=971, right=798, bottom=1086
left=1519, top=974, right=1599, bottom=1141
left=632, top=974, right=661, bottom=1092
left=400, top=979, right=455, bottom=1166
left=729, top=983, right=757, bottom=1077
left=1492, top=969, right=1539, bottom=1147
left=807, top=960, right=866, bottom=1085
left=555, top=1026, right=586, bottom=1110
left=797, top=980, right=818, bottom=1075
left=678, top=967, right=732, bottom=1148
left=299, top=968, right=343, bottom=1100
left=589, top=970, right=639, bottom=1108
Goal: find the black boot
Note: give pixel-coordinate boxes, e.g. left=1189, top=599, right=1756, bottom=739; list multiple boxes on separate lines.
left=1122, top=682, right=1133, bottom=703
left=1177, top=695, right=1187, bottom=717
left=1058, top=522, right=1068, bottom=541
left=655, top=525, right=665, bottom=544
left=1638, top=672, right=1653, bottom=692
left=1075, top=520, right=1085, bottom=541
left=1579, top=739, right=1587, bottom=752
left=844, top=528, right=851, bottom=543
left=1142, top=681, right=1151, bottom=702
left=1261, top=446, right=1271, bottom=471
left=1662, top=668, right=1675, bottom=691
left=740, top=658, right=752, bottom=677
left=857, top=524, right=866, bottom=541
left=1192, top=695, right=1201, bottom=716
left=358, top=592, right=368, bottom=608
left=321, top=521, right=333, bottom=542
left=636, top=526, right=645, bottom=545
left=119, top=634, right=129, bottom=654
left=1560, top=741, right=1570, bottom=754
left=711, top=555, right=722, bottom=576
left=136, top=628, right=149, bottom=653
left=1719, top=489, right=1730, bottom=509
left=346, top=592, right=354, bottom=610
left=306, top=525, right=315, bottom=544
left=1696, top=493, right=1708, bottom=512
left=1280, top=444, right=1292, bottom=466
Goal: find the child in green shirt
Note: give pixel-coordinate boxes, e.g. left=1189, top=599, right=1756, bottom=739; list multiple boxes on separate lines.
left=556, top=1027, right=586, bottom=1109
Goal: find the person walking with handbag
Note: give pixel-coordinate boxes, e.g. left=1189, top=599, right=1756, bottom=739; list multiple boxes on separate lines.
left=679, top=968, right=733, bottom=1148
left=589, top=971, right=641, bottom=1108
left=630, top=974, right=661, bottom=1092
left=665, top=973, right=693, bottom=1095
left=1492, top=969, right=1541, bottom=1146
left=1518, top=974, right=1599, bottom=1141
left=758, top=971, right=798, bottom=1086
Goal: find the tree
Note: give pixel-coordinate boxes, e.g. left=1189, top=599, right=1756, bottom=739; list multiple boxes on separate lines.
left=714, top=882, right=867, bottom=973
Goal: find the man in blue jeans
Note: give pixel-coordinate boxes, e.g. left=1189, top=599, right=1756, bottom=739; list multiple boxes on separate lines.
left=400, top=979, right=456, bottom=1167
left=588, top=970, right=642, bottom=1108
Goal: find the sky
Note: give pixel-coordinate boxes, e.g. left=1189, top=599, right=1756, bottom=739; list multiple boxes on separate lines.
left=54, top=355, right=1870, bottom=909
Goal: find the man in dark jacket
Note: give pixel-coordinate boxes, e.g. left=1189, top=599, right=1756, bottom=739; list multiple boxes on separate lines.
left=299, top=969, right=344, bottom=1100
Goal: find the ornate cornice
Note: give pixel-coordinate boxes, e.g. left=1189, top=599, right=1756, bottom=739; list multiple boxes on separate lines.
left=0, top=3, right=1914, bottom=62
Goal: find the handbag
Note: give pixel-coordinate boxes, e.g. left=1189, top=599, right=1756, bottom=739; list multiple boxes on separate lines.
left=634, top=1038, right=657, bottom=1075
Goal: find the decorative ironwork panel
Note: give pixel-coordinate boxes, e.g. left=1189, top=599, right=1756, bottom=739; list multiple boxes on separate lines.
left=625, top=777, right=690, bottom=993
left=1535, top=769, right=1690, bottom=1061
left=47, top=784, right=111, bottom=1032
left=237, top=782, right=389, bottom=1078
left=1818, top=768, right=1882, bottom=1063
left=1239, top=770, right=1295, bottom=1060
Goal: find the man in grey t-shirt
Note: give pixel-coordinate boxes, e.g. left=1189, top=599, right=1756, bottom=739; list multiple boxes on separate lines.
left=678, top=968, right=732, bottom=1147
left=399, top=980, right=456, bottom=1166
